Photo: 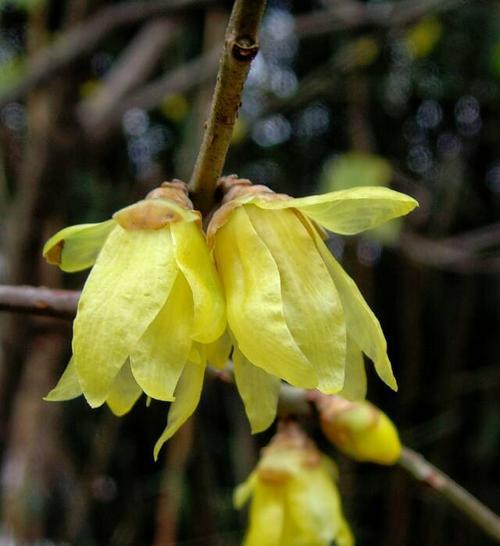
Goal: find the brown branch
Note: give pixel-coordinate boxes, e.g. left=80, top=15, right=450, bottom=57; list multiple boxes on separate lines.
left=0, top=0, right=212, bottom=108
left=189, top=0, right=267, bottom=213
left=398, top=447, right=500, bottom=542
left=83, top=48, right=220, bottom=139
left=0, top=284, right=498, bottom=537
left=295, top=0, right=464, bottom=39
left=0, top=285, right=80, bottom=319
left=78, top=18, right=178, bottom=135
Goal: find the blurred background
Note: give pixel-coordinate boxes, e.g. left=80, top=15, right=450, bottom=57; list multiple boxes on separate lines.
left=0, top=0, right=499, bottom=544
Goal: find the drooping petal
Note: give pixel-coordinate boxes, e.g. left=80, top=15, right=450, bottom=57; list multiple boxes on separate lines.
left=171, top=220, right=225, bottom=343
left=106, top=360, right=142, bottom=416
left=282, top=459, right=341, bottom=546
left=233, top=343, right=281, bottom=433
left=205, top=331, right=232, bottom=370
left=252, top=187, right=417, bottom=235
left=243, top=482, right=285, bottom=546
left=246, top=206, right=346, bottom=393
left=130, top=272, right=192, bottom=402
left=337, top=337, right=367, bottom=401
left=73, top=226, right=177, bottom=407
left=234, top=472, right=258, bottom=509
left=307, top=222, right=397, bottom=390
left=336, top=513, right=355, bottom=546
left=43, top=220, right=116, bottom=272
left=214, top=207, right=316, bottom=388
left=44, top=359, right=82, bottom=401
left=153, top=361, right=205, bottom=460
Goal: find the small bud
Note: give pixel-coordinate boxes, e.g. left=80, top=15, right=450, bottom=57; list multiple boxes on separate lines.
left=313, top=394, right=402, bottom=465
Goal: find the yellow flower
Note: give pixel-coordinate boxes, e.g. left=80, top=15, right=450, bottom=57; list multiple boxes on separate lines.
left=208, top=177, right=418, bottom=433
left=234, top=421, right=354, bottom=546
left=43, top=181, right=225, bottom=458
left=313, top=394, right=402, bottom=465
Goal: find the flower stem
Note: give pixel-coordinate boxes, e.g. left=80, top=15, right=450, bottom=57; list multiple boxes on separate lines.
left=189, top=0, right=267, bottom=214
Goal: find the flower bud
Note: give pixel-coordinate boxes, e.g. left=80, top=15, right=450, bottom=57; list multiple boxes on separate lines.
left=313, top=394, right=401, bottom=465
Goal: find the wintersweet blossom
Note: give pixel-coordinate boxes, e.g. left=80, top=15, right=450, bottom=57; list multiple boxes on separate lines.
left=234, top=421, right=353, bottom=546
left=43, top=181, right=225, bottom=458
left=208, top=176, right=418, bottom=433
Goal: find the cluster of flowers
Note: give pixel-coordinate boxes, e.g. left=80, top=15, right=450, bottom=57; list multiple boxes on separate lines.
left=43, top=176, right=417, bottom=458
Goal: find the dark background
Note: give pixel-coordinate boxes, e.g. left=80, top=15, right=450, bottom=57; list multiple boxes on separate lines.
left=0, top=0, right=499, bottom=544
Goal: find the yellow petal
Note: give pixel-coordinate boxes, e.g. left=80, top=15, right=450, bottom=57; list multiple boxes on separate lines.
left=336, top=513, right=355, bottom=546
left=130, top=272, right=192, bottom=402
left=106, top=360, right=142, bottom=416
left=246, top=206, right=346, bottom=393
left=282, top=459, right=341, bottom=546
left=171, top=220, right=226, bottom=343
left=252, top=187, right=418, bottom=235
left=73, top=226, right=177, bottom=407
left=153, top=361, right=205, bottom=460
left=234, top=471, right=258, bottom=509
left=243, top=482, right=285, bottom=546
left=205, top=331, right=232, bottom=370
left=214, top=207, right=316, bottom=388
left=44, top=358, right=82, bottom=401
left=308, top=224, right=397, bottom=390
left=337, top=337, right=367, bottom=401
left=233, top=343, right=281, bottom=433
left=43, top=220, right=116, bottom=272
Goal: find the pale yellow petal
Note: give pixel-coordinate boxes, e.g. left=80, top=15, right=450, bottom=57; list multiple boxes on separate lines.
left=243, top=482, right=285, bottom=546
left=234, top=472, right=258, bottom=509
left=337, top=337, right=367, bottom=401
left=282, top=462, right=341, bottom=546
left=130, top=272, right=192, bottom=402
left=44, top=358, right=82, bottom=401
left=336, top=514, right=355, bottom=546
left=214, top=207, right=316, bottom=388
left=308, top=224, right=397, bottom=390
left=171, top=220, right=225, bottom=343
left=43, top=220, right=116, bottom=272
left=73, top=226, right=177, bottom=407
left=153, top=361, right=205, bottom=460
left=246, top=206, right=346, bottom=393
left=106, top=360, right=142, bottom=416
left=252, top=187, right=417, bottom=235
left=205, top=331, right=232, bottom=370
left=233, top=343, right=281, bottom=433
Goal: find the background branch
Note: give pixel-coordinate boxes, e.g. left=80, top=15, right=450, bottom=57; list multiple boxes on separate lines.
left=0, top=284, right=498, bottom=538
left=78, top=18, right=178, bottom=135
left=0, top=285, right=80, bottom=319
left=82, top=48, right=220, bottom=139
left=398, top=447, right=500, bottom=542
left=0, top=0, right=212, bottom=108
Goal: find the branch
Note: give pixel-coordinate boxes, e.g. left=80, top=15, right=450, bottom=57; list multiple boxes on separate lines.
left=0, top=285, right=80, bottom=319
left=398, top=447, right=500, bottom=542
left=0, top=0, right=212, bottom=108
left=189, top=0, right=267, bottom=213
left=82, top=48, right=220, bottom=139
left=295, top=0, right=463, bottom=39
left=78, top=18, right=178, bottom=135
left=0, top=284, right=498, bottom=537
